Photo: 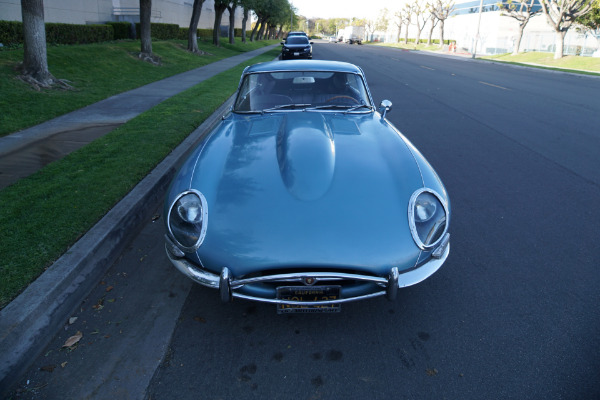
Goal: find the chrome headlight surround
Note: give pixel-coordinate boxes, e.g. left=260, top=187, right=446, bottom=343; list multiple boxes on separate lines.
left=167, top=189, right=208, bottom=252
left=408, top=188, right=449, bottom=250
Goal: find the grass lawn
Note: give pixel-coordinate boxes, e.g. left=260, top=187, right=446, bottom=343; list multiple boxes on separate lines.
left=0, top=38, right=276, bottom=136
left=370, top=41, right=600, bottom=75
left=370, top=41, right=447, bottom=52
left=480, top=52, right=600, bottom=74
left=0, top=40, right=280, bottom=309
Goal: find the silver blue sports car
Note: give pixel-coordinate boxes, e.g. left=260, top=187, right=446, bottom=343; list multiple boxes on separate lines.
left=164, top=60, right=450, bottom=313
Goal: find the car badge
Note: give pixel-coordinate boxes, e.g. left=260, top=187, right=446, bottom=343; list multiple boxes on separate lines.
left=303, top=277, right=316, bottom=286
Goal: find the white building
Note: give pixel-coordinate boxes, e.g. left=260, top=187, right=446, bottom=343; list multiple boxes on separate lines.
left=383, top=0, right=599, bottom=56
left=0, top=0, right=243, bottom=30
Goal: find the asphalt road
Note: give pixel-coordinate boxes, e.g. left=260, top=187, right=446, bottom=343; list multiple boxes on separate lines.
left=13, top=42, right=600, bottom=399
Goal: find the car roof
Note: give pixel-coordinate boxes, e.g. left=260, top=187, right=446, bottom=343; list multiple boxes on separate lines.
left=244, top=60, right=364, bottom=75
left=288, top=31, right=308, bottom=36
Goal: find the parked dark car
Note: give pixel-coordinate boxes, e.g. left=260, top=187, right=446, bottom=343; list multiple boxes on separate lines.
left=164, top=60, right=450, bottom=313
left=280, top=36, right=313, bottom=60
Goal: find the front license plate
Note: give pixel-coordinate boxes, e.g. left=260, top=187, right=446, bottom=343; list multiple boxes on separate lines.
left=294, top=52, right=300, bottom=56
left=276, top=286, right=341, bottom=314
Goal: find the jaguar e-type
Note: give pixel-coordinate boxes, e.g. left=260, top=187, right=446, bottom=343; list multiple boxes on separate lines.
left=164, top=60, right=450, bottom=313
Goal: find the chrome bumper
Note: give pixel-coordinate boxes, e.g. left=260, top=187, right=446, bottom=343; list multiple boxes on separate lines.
left=165, top=233, right=450, bottom=306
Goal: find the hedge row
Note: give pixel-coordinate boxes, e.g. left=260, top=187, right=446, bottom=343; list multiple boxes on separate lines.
left=45, top=23, right=113, bottom=45
left=0, top=20, right=244, bottom=47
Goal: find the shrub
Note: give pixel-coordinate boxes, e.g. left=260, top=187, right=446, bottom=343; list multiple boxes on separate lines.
left=0, top=20, right=114, bottom=46
left=135, top=22, right=180, bottom=40
left=46, top=23, right=113, bottom=45
left=0, top=21, right=23, bottom=47
left=106, top=21, right=132, bottom=40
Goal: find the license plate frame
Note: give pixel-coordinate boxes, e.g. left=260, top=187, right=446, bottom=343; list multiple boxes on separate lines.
left=276, top=286, right=341, bottom=314
left=293, top=52, right=300, bottom=56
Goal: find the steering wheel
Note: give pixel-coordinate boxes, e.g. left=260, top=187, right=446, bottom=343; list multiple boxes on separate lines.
left=325, top=95, right=360, bottom=104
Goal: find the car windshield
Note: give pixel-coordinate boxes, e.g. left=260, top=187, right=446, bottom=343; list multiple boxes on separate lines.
left=286, top=37, right=309, bottom=45
left=233, top=71, right=372, bottom=113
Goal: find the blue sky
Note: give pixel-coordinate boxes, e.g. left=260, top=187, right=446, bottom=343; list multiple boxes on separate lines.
left=291, top=0, right=390, bottom=19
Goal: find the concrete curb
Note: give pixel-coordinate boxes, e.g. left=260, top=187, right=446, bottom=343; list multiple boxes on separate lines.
left=0, top=95, right=235, bottom=394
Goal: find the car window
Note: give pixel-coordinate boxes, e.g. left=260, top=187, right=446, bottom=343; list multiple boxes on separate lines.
left=286, top=37, right=309, bottom=45
left=233, top=71, right=372, bottom=112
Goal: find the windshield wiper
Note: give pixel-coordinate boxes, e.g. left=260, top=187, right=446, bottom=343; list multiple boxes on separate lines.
left=306, top=104, right=373, bottom=112
left=262, top=104, right=311, bottom=112
left=343, top=104, right=373, bottom=113
left=306, top=104, right=351, bottom=110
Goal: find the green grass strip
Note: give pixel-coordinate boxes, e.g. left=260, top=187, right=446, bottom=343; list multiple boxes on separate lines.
left=371, top=42, right=600, bottom=75
left=0, top=39, right=277, bottom=136
left=0, top=47, right=281, bottom=309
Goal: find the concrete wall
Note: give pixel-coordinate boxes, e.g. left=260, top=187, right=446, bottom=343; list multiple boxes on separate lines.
left=0, top=0, right=243, bottom=28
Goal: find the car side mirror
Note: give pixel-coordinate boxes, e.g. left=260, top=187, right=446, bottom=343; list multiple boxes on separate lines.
left=310, top=41, right=314, bottom=44
left=379, top=100, right=392, bottom=119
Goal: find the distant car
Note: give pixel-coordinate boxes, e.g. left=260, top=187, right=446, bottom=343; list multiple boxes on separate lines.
left=280, top=36, right=313, bottom=60
left=328, top=36, right=337, bottom=43
left=164, top=60, right=451, bottom=313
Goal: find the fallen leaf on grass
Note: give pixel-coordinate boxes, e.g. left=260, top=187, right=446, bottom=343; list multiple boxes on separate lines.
left=61, top=362, right=68, bottom=368
left=105, top=286, right=114, bottom=292
left=62, top=331, right=83, bottom=348
left=40, top=365, right=56, bottom=372
left=426, top=368, right=438, bottom=376
left=68, top=317, right=78, bottom=325
left=194, top=316, right=207, bottom=323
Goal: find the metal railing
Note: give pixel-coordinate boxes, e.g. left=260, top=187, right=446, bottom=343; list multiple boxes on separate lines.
left=112, top=7, right=162, bottom=18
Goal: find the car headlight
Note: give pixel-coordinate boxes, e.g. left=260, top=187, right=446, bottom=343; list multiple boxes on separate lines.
left=167, top=190, right=208, bottom=252
left=284, top=47, right=290, bottom=52
left=408, top=189, right=448, bottom=250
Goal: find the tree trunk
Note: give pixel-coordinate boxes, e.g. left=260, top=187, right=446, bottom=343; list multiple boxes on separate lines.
left=404, top=26, right=409, bottom=44
left=427, top=24, right=435, bottom=45
left=213, top=4, right=227, bottom=46
left=438, top=20, right=445, bottom=48
left=258, top=18, right=268, bottom=40
left=21, top=0, right=53, bottom=85
left=250, top=16, right=262, bottom=41
left=513, top=23, right=525, bottom=55
left=140, top=0, right=152, bottom=55
left=227, top=5, right=236, bottom=44
left=241, top=8, right=249, bottom=43
left=187, top=0, right=204, bottom=53
left=554, top=30, right=566, bottom=59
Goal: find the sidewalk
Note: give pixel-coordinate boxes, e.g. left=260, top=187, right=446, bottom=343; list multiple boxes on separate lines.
left=0, top=43, right=278, bottom=395
left=0, top=44, right=278, bottom=189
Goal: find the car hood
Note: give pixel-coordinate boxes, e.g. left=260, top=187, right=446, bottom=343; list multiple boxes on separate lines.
left=177, top=112, right=427, bottom=277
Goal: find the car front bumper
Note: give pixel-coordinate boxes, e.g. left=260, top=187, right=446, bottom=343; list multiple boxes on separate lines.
left=281, top=50, right=312, bottom=59
left=165, top=233, right=449, bottom=306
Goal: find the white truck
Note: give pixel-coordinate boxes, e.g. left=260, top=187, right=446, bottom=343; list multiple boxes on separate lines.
left=342, top=26, right=365, bottom=45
